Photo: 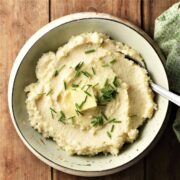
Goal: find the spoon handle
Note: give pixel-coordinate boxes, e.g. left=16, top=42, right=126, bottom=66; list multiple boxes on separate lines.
left=150, top=82, right=180, bottom=107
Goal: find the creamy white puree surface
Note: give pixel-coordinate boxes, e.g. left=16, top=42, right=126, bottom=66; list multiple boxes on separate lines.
left=25, top=32, right=156, bottom=155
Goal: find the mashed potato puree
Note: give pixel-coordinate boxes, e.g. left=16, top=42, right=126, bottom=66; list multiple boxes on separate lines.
left=25, top=32, right=156, bottom=155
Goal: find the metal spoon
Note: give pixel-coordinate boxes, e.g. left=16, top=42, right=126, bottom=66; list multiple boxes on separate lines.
left=150, top=82, right=180, bottom=106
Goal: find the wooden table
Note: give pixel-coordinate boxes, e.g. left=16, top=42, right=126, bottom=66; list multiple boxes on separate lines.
left=1, top=0, right=180, bottom=179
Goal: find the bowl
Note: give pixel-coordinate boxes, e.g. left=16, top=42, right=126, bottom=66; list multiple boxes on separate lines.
left=8, top=12, right=169, bottom=177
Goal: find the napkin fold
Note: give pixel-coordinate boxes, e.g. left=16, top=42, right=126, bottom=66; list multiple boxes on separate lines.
left=154, top=2, right=180, bottom=141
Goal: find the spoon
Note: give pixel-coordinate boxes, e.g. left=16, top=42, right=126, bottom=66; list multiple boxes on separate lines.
left=150, top=82, right=180, bottom=106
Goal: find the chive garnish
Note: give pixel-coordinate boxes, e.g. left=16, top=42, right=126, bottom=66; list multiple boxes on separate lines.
left=81, top=71, right=92, bottom=78
left=83, top=90, right=92, bottom=97
left=50, top=107, right=57, bottom=118
left=101, top=112, right=108, bottom=120
left=110, top=59, right=117, bottom=64
left=68, top=116, right=75, bottom=124
left=75, top=109, right=84, bottom=116
left=75, top=96, right=88, bottom=110
left=102, top=64, right=109, bottom=67
left=91, top=113, right=105, bottom=127
left=54, top=64, right=65, bottom=77
left=81, top=84, right=86, bottom=90
left=108, top=118, right=121, bottom=124
left=53, top=70, right=58, bottom=77
left=96, top=78, right=118, bottom=105
left=113, top=76, right=120, bottom=87
left=79, top=96, right=88, bottom=109
left=111, top=124, right=115, bottom=132
left=58, top=110, right=66, bottom=123
left=107, top=131, right=112, bottom=138
left=85, top=49, right=95, bottom=54
left=72, top=83, right=79, bottom=88
left=63, top=80, right=67, bottom=90
left=91, top=67, right=96, bottom=75
left=75, top=61, right=84, bottom=77
left=46, top=89, right=53, bottom=96
left=93, top=83, right=99, bottom=87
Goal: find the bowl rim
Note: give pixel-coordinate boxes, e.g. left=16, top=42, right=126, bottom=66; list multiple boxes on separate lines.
left=8, top=12, right=170, bottom=177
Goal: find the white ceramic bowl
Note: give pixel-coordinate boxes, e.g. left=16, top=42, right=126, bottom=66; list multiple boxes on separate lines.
left=8, top=12, right=169, bottom=177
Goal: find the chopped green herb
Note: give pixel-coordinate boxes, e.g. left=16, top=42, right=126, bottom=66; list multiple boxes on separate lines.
left=91, top=113, right=105, bottom=127
left=81, top=71, right=92, bottom=78
left=107, top=131, right=112, bottom=138
left=109, top=118, right=121, bottom=124
left=53, top=70, right=58, bottom=77
left=101, top=112, right=108, bottom=120
left=75, top=62, right=84, bottom=77
left=67, top=116, right=75, bottom=123
left=93, top=83, right=99, bottom=87
left=102, top=64, right=109, bottom=67
left=79, top=96, right=88, bottom=109
left=75, top=96, right=88, bottom=110
left=85, top=49, right=95, bottom=54
left=130, top=114, right=137, bottom=117
left=113, top=76, right=120, bottom=87
left=50, top=107, right=57, bottom=113
left=53, top=64, right=65, bottom=77
left=50, top=107, right=57, bottom=118
left=46, top=89, right=53, bottom=96
left=72, top=83, right=79, bottom=88
left=83, top=90, right=92, bottom=97
left=58, top=110, right=66, bottom=123
left=111, top=124, right=115, bottom=132
left=38, top=92, right=46, bottom=96
left=110, top=59, right=117, bottom=64
left=91, top=67, right=96, bottom=75
left=75, top=109, right=84, bottom=116
left=63, top=81, right=67, bottom=90
left=96, top=79, right=118, bottom=105
left=81, top=84, right=86, bottom=90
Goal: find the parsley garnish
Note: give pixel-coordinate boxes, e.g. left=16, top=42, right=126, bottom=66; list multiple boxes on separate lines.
left=85, top=49, right=95, bottom=54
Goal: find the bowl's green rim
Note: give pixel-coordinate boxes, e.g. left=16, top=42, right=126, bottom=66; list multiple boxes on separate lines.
left=8, top=13, right=170, bottom=177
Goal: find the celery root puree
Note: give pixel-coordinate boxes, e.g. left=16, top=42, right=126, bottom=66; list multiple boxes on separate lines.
left=25, top=32, right=156, bottom=155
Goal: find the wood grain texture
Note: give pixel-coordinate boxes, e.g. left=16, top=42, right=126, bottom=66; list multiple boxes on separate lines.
left=51, top=0, right=144, bottom=179
left=0, top=0, right=51, bottom=179
left=51, top=0, right=141, bottom=26
left=142, top=0, right=180, bottom=36
left=145, top=107, right=180, bottom=180
left=1, top=0, right=180, bottom=179
left=142, top=1, right=180, bottom=180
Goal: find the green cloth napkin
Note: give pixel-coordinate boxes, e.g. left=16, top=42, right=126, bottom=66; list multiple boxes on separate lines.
left=154, top=2, right=180, bottom=141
